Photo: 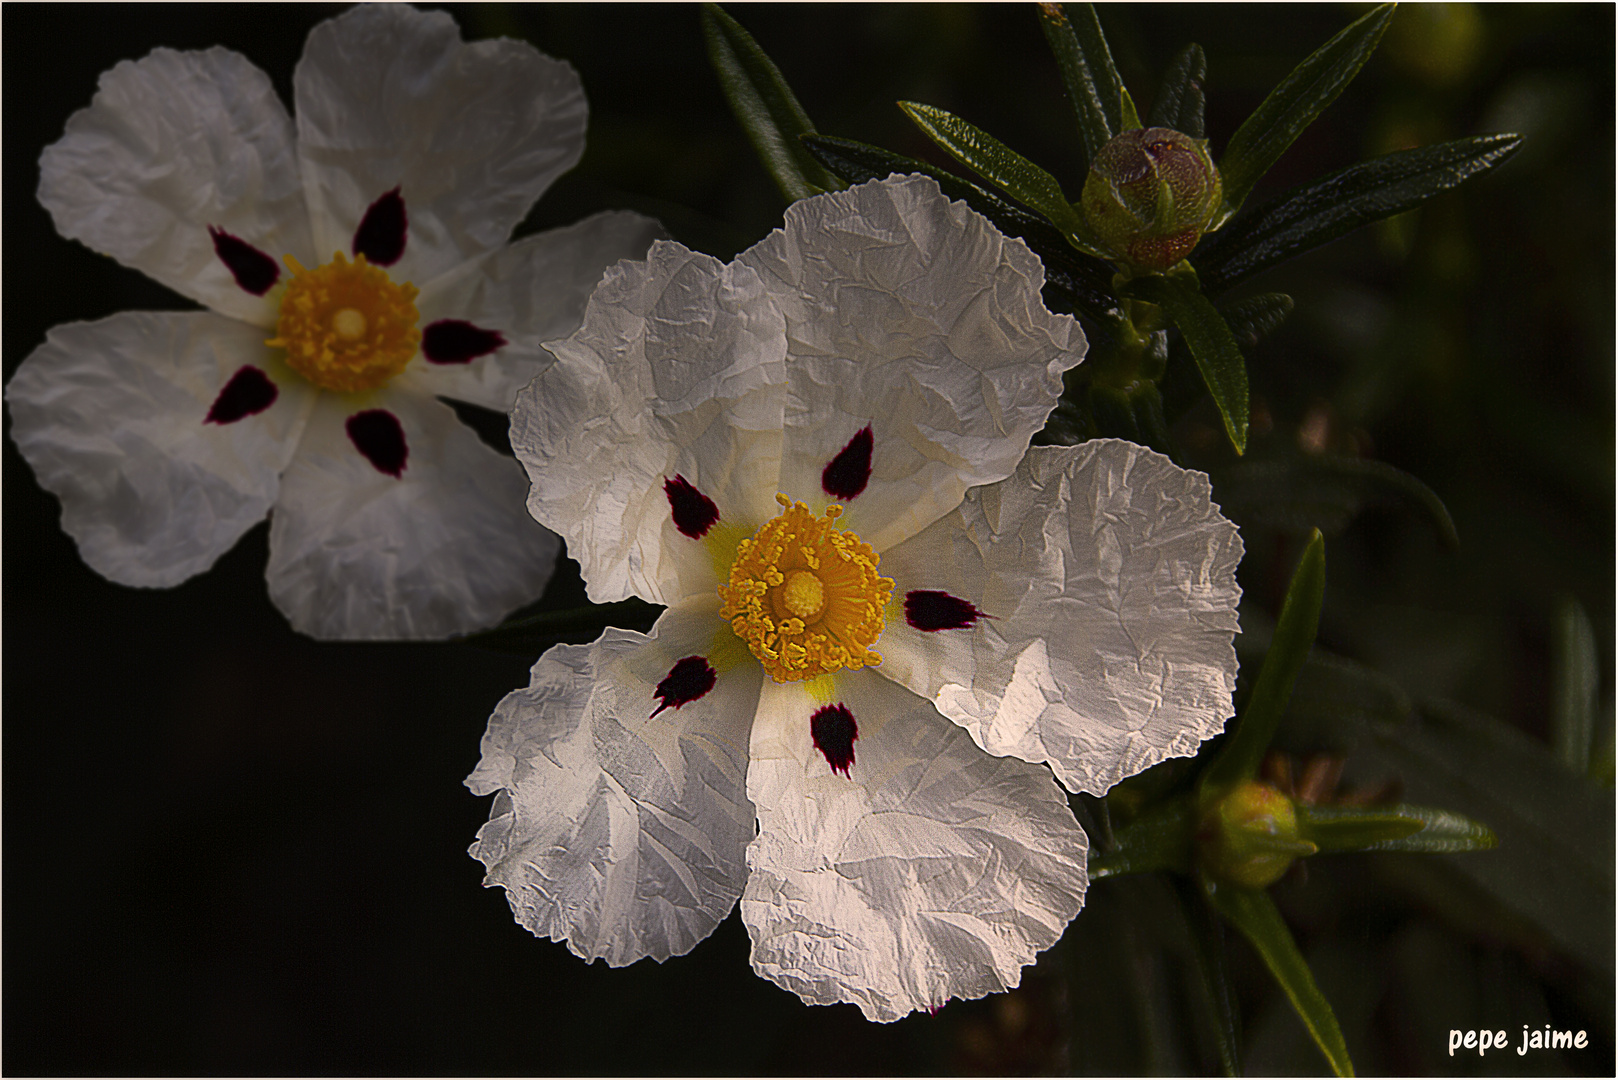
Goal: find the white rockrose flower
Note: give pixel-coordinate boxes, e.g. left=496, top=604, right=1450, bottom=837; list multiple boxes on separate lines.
left=7, top=4, right=663, bottom=639
left=467, top=175, right=1244, bottom=1021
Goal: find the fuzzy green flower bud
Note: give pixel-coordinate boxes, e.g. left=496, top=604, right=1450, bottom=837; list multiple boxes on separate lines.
left=1080, top=127, right=1223, bottom=273
left=1197, top=780, right=1318, bottom=889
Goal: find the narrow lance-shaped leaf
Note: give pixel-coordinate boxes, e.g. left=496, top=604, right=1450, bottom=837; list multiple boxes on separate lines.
left=1066, top=4, right=1126, bottom=139
left=1195, top=134, right=1522, bottom=294
left=1298, top=802, right=1498, bottom=853
left=1036, top=1, right=1113, bottom=162
left=1551, top=595, right=1599, bottom=775
left=1149, top=43, right=1208, bottom=138
left=1173, top=877, right=1242, bottom=1076
left=1216, top=3, right=1396, bottom=222
left=701, top=3, right=841, bottom=203
left=1124, top=273, right=1250, bottom=453
left=799, top=134, right=1119, bottom=321
left=1221, top=292, right=1293, bottom=348
left=1200, top=530, right=1326, bottom=794
left=897, top=101, right=1110, bottom=259
left=1201, top=880, right=1355, bottom=1076
left=1212, top=454, right=1461, bottom=550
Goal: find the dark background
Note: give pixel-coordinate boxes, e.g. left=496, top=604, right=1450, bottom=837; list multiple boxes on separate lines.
left=5, top=4, right=1612, bottom=1074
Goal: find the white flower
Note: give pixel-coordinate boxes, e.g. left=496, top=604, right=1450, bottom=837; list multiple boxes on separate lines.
left=6, top=4, right=663, bottom=639
left=466, top=175, right=1243, bottom=1021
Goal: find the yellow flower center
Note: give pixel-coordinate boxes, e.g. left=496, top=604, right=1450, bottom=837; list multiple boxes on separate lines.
left=267, top=253, right=420, bottom=393
left=718, top=495, right=893, bottom=683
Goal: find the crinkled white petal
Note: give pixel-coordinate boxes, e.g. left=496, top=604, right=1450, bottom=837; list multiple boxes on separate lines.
left=6, top=311, right=313, bottom=587
left=513, top=240, right=787, bottom=606
left=38, top=47, right=311, bottom=327
left=467, top=603, right=759, bottom=966
left=265, top=387, right=557, bottom=639
left=405, top=210, right=666, bottom=412
left=741, top=669, right=1088, bottom=1023
left=877, top=441, right=1244, bottom=796
left=738, top=174, right=1086, bottom=553
left=294, top=4, right=586, bottom=285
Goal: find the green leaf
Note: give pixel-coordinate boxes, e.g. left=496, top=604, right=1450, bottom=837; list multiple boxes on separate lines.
left=1201, top=530, right=1326, bottom=794
left=1124, top=273, right=1250, bottom=453
left=1202, top=880, right=1355, bottom=1076
left=1037, top=3, right=1126, bottom=161
left=1551, top=595, right=1599, bottom=775
left=1119, top=86, right=1142, bottom=131
left=1211, top=454, right=1461, bottom=549
left=1195, top=134, right=1522, bottom=294
left=700, top=4, right=841, bottom=203
left=460, top=598, right=662, bottom=656
left=1216, top=3, right=1396, bottom=221
left=799, top=134, right=1119, bottom=322
left=897, top=101, right=1107, bottom=258
left=1220, top=292, right=1293, bottom=348
left=1299, top=803, right=1497, bottom=853
left=1089, top=799, right=1193, bottom=879
left=1173, top=877, right=1243, bottom=1076
left=1362, top=698, right=1615, bottom=974
left=1149, top=43, right=1208, bottom=138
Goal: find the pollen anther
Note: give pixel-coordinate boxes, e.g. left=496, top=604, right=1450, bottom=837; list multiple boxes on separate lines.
left=718, top=498, right=892, bottom=683
left=267, top=253, right=420, bottom=393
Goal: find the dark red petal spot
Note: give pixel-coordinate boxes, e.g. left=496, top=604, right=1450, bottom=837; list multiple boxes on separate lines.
left=422, top=319, right=507, bottom=365
left=811, top=704, right=859, bottom=777
left=651, top=656, right=717, bottom=718
left=205, top=365, right=279, bottom=424
left=664, top=474, right=719, bottom=539
left=352, top=186, right=407, bottom=266
left=345, top=409, right=408, bottom=478
left=207, top=226, right=279, bottom=295
left=904, top=590, right=986, bottom=632
left=821, top=425, right=873, bottom=500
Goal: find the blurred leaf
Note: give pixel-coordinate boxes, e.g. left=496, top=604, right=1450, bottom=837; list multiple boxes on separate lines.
left=701, top=4, right=841, bottom=203
left=1125, top=273, right=1250, bottom=453
left=799, top=135, right=1120, bottom=322
left=1299, top=803, right=1497, bottom=853
left=1212, top=454, right=1460, bottom=548
left=1036, top=2, right=1112, bottom=162
left=1201, top=880, right=1355, bottom=1076
left=1361, top=698, right=1616, bottom=974
left=1202, top=530, right=1326, bottom=793
left=1551, top=595, right=1599, bottom=775
left=1216, top=3, right=1396, bottom=222
left=1195, top=134, right=1522, bottom=294
left=1220, top=291, right=1294, bottom=348
left=1175, top=878, right=1242, bottom=1076
left=460, top=598, right=662, bottom=656
left=1090, top=800, right=1193, bottom=879
left=1149, top=43, right=1208, bottom=138
left=897, top=101, right=1110, bottom=258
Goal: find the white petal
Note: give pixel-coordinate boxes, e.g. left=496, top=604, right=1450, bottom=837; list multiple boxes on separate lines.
left=294, top=4, right=586, bottom=284
left=878, top=441, right=1244, bottom=796
left=467, top=604, right=759, bottom=965
left=741, top=669, right=1088, bottom=1023
left=265, top=387, right=557, bottom=639
left=512, top=240, right=787, bottom=606
left=6, top=311, right=312, bottom=587
left=38, top=47, right=311, bottom=326
left=405, top=210, right=666, bottom=412
left=738, top=174, right=1086, bottom=553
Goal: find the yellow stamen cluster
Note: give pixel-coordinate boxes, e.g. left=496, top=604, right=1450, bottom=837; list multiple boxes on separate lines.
left=267, top=253, right=420, bottom=393
left=718, top=495, right=893, bottom=683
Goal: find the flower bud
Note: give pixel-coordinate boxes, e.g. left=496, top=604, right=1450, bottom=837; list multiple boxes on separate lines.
left=1081, top=127, right=1222, bottom=273
left=1197, top=780, right=1317, bottom=889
